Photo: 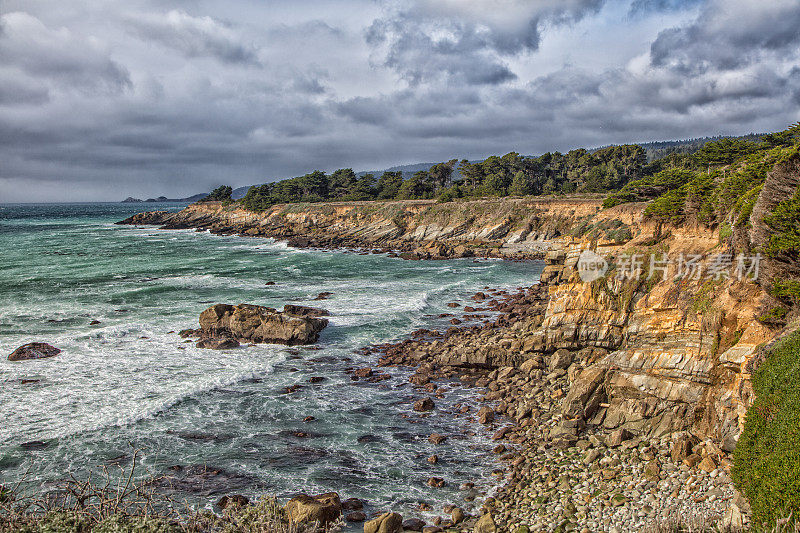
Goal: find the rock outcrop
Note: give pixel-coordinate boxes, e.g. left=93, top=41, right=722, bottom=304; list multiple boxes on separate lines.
left=284, top=492, right=341, bottom=526
left=8, top=342, right=61, bottom=361
left=195, top=303, right=328, bottom=346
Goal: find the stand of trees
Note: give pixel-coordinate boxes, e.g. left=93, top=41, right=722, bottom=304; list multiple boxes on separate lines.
left=229, top=125, right=798, bottom=214
left=239, top=145, right=648, bottom=211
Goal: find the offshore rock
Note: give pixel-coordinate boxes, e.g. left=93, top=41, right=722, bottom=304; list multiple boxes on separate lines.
left=8, top=342, right=60, bottom=361
left=198, top=303, right=328, bottom=346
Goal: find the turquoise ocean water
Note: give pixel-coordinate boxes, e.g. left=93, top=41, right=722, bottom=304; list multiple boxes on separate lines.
left=0, top=202, right=541, bottom=521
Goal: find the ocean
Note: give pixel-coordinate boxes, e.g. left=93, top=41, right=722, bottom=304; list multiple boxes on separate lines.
left=0, top=202, right=542, bottom=522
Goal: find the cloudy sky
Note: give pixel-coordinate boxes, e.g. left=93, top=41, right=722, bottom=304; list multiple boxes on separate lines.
left=1, top=0, right=799, bottom=202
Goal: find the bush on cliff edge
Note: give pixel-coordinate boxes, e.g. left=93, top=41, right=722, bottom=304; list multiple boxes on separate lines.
left=733, top=329, right=800, bottom=528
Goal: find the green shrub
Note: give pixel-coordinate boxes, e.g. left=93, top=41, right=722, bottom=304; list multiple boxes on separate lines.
left=733, top=329, right=800, bottom=528
left=763, top=184, right=800, bottom=258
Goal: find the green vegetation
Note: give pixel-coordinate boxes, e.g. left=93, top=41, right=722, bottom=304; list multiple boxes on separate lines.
left=201, top=185, right=233, bottom=202
left=604, top=124, right=800, bottom=229
left=763, top=182, right=800, bottom=258
left=570, top=218, right=633, bottom=244
left=733, top=329, right=800, bottom=529
left=238, top=146, right=647, bottom=211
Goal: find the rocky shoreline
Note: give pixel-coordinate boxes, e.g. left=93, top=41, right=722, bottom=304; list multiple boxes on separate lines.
left=361, top=278, right=747, bottom=532
left=116, top=195, right=782, bottom=532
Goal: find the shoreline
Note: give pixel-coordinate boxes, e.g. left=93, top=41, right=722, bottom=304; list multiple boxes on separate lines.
left=112, top=197, right=768, bottom=531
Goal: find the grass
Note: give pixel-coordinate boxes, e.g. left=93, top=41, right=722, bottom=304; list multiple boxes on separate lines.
left=733, top=329, right=800, bottom=529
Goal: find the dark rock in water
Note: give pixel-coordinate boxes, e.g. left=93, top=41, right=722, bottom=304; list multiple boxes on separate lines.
left=413, top=397, right=435, bottom=412
left=195, top=337, right=240, bottom=350
left=346, top=511, right=367, bottom=522
left=357, top=435, right=382, bottom=444
left=216, top=494, right=249, bottom=510
left=308, top=376, right=326, bottom=383
left=20, top=440, right=49, bottom=450
left=179, top=329, right=199, bottom=338
left=428, top=433, right=447, bottom=445
left=265, top=281, right=276, bottom=286
left=104, top=454, right=130, bottom=466
left=342, top=498, right=364, bottom=511
left=198, top=304, right=328, bottom=346
left=313, top=292, right=333, bottom=301
left=353, top=367, right=373, bottom=378
left=167, top=431, right=227, bottom=443
left=283, top=304, right=330, bottom=318
left=403, top=518, right=426, bottom=531
left=303, top=416, right=316, bottom=422
left=285, top=492, right=341, bottom=526
left=19, top=379, right=40, bottom=385
left=89, top=320, right=101, bottom=325
left=155, top=465, right=257, bottom=496
left=392, top=432, right=416, bottom=443
left=427, top=477, right=446, bottom=488
left=8, top=343, right=60, bottom=361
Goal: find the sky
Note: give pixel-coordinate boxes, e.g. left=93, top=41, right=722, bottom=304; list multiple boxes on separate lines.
left=1, top=0, right=799, bottom=202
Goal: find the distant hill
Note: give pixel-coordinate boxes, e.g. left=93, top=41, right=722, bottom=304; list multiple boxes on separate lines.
left=592, top=133, right=765, bottom=161
left=121, top=193, right=208, bottom=203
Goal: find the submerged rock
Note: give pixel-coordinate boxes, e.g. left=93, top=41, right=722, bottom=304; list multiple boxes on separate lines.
left=195, top=337, right=240, bottom=350
left=8, top=343, right=60, bottom=361
left=283, top=304, right=330, bottom=318
left=197, top=303, right=328, bottom=346
left=155, top=465, right=257, bottom=496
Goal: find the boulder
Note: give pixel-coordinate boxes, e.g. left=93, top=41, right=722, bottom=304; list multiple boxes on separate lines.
left=519, top=356, right=543, bottom=373
left=562, top=366, right=607, bottom=420
left=347, top=512, right=367, bottom=522
left=403, top=518, right=426, bottom=531
left=198, top=304, right=328, bottom=346
left=607, top=428, right=633, bottom=447
left=8, top=342, right=60, bottom=361
left=474, top=513, right=497, bottom=533
left=342, top=498, right=364, bottom=511
left=548, top=349, right=574, bottom=371
left=365, top=512, right=403, bottom=533
left=285, top=492, right=341, bottom=526
left=215, top=494, right=249, bottom=510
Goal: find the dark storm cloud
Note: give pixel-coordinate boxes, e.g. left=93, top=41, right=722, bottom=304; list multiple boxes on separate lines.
left=650, top=0, right=800, bottom=72
left=366, top=0, right=604, bottom=85
left=0, top=0, right=798, bottom=202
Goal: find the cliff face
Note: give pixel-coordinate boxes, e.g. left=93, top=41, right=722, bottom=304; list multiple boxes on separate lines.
left=120, top=191, right=790, bottom=449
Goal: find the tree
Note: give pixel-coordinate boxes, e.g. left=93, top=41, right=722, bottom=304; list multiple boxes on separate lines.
left=428, top=160, right=458, bottom=191
left=397, top=171, right=433, bottom=199
left=329, top=168, right=358, bottom=199
left=376, top=171, right=404, bottom=199
left=201, top=185, right=233, bottom=202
